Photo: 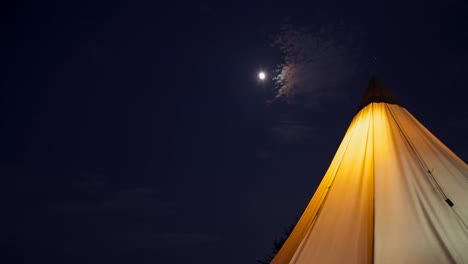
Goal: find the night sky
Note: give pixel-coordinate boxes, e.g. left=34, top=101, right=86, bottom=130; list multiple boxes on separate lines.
left=1, top=1, right=467, bottom=263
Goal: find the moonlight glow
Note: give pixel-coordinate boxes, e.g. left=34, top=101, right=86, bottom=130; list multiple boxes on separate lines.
left=258, top=72, right=266, bottom=80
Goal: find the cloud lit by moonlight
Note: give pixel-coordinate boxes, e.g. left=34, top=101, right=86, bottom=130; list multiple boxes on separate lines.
left=271, top=23, right=360, bottom=104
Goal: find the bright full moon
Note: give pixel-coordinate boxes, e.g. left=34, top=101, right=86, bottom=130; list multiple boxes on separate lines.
left=258, top=72, right=266, bottom=80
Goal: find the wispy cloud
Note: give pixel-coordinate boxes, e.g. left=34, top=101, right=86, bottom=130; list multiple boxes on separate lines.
left=56, top=186, right=169, bottom=214
left=3, top=171, right=218, bottom=254
left=268, top=114, right=315, bottom=144
left=7, top=172, right=169, bottom=215
left=106, top=228, right=218, bottom=251
left=152, top=232, right=219, bottom=248
left=271, top=23, right=361, bottom=104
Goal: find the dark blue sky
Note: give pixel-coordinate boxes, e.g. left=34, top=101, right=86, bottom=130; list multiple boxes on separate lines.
left=1, top=1, right=467, bottom=263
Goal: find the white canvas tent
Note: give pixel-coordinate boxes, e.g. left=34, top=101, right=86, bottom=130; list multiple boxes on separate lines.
left=271, top=77, right=468, bottom=264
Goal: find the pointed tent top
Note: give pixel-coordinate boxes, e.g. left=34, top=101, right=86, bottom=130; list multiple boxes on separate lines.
left=357, top=76, right=399, bottom=112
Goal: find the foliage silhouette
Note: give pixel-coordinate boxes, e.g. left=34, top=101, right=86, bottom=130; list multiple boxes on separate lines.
left=257, top=218, right=298, bottom=264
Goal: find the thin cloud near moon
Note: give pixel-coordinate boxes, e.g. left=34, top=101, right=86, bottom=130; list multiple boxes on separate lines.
left=271, top=23, right=361, bottom=104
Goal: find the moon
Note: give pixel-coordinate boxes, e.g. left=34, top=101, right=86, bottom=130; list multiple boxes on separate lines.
left=258, top=72, right=266, bottom=80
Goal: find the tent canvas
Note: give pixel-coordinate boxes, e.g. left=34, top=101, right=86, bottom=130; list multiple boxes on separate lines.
left=271, top=77, right=468, bottom=264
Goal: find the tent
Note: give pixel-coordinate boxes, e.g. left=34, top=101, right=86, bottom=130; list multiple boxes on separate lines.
left=271, top=76, right=468, bottom=264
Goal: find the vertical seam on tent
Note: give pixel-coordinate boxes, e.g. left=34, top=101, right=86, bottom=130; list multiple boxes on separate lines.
left=282, top=112, right=363, bottom=263
left=400, top=108, right=468, bottom=229
left=371, top=104, right=375, bottom=264
left=386, top=105, right=468, bottom=255
left=306, top=111, right=360, bottom=226
left=386, top=104, right=452, bottom=205
left=309, top=131, right=354, bottom=224
left=406, top=110, right=468, bottom=179
left=315, top=110, right=364, bottom=207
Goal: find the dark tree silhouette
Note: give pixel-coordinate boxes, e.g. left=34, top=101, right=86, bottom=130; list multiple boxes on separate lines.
left=257, top=218, right=298, bottom=264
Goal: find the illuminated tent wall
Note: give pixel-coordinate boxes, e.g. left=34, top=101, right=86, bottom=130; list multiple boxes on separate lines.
left=271, top=77, right=468, bottom=264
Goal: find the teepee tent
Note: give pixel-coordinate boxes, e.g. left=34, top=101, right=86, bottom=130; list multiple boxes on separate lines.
left=271, top=77, right=468, bottom=264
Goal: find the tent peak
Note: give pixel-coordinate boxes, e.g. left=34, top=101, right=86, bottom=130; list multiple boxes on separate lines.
left=357, top=76, right=399, bottom=111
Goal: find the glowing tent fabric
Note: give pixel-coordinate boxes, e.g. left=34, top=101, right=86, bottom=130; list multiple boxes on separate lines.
left=271, top=77, right=468, bottom=264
